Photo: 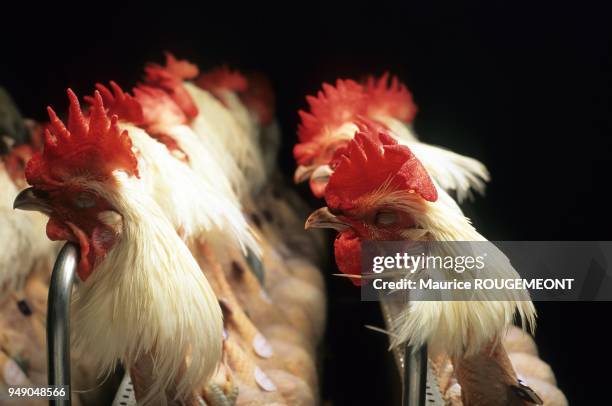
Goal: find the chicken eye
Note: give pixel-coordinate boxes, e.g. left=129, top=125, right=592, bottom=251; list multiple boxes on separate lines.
left=374, top=210, right=398, bottom=226
left=73, top=192, right=96, bottom=209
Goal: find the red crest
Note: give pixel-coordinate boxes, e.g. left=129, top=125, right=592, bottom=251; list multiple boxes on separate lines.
left=297, top=79, right=366, bottom=142
left=25, top=89, right=139, bottom=187
left=364, top=72, right=417, bottom=123
left=325, top=120, right=436, bottom=211
left=143, top=64, right=198, bottom=120
left=164, top=52, right=199, bottom=80
left=195, top=65, right=248, bottom=94
left=84, top=81, right=144, bottom=125
left=133, top=85, right=187, bottom=127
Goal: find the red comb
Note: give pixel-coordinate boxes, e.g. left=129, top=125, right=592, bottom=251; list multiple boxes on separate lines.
left=195, top=65, right=249, bottom=94
left=239, top=72, right=275, bottom=126
left=326, top=118, right=388, bottom=170
left=84, top=81, right=144, bottom=125
left=164, top=52, right=199, bottom=80
left=293, top=79, right=366, bottom=166
left=297, top=79, right=366, bottom=142
left=364, top=72, right=417, bottom=123
left=325, top=120, right=436, bottom=211
left=133, top=85, right=187, bottom=127
left=144, top=65, right=198, bottom=120
left=25, top=89, right=139, bottom=187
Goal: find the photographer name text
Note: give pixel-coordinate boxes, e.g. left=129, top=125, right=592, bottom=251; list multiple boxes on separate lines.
left=372, top=278, right=575, bottom=291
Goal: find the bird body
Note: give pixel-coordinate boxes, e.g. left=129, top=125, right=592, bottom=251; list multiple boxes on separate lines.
left=184, top=81, right=263, bottom=198
left=92, top=81, right=259, bottom=256
left=305, top=121, right=537, bottom=404
left=1, top=132, right=57, bottom=296
left=71, top=175, right=223, bottom=404
left=14, top=91, right=223, bottom=404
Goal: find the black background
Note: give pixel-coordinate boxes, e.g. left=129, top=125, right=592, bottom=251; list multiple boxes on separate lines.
left=2, top=2, right=611, bottom=404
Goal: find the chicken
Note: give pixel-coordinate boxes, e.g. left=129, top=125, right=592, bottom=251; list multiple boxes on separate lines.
left=0, top=91, right=56, bottom=295
left=13, top=91, right=223, bottom=405
left=132, top=54, right=326, bottom=403
left=0, top=95, right=55, bottom=394
left=137, top=56, right=323, bottom=340
left=5, top=52, right=325, bottom=404
left=196, top=64, right=327, bottom=341
left=0, top=156, right=42, bottom=293
left=193, top=247, right=317, bottom=406
left=196, top=66, right=259, bottom=140
left=240, top=72, right=282, bottom=181
left=305, top=121, right=538, bottom=405
left=143, top=56, right=259, bottom=201
left=86, top=81, right=259, bottom=257
left=144, top=54, right=326, bottom=334
left=194, top=65, right=267, bottom=197
left=293, top=76, right=490, bottom=201
left=0, top=90, right=123, bottom=405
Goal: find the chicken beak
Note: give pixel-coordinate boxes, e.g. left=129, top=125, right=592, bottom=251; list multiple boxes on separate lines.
left=311, top=164, right=333, bottom=183
left=294, top=164, right=316, bottom=183
left=305, top=207, right=349, bottom=232
left=13, top=187, right=53, bottom=215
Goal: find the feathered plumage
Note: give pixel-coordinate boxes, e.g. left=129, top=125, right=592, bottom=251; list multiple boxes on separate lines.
left=307, top=122, right=535, bottom=358
left=16, top=90, right=224, bottom=404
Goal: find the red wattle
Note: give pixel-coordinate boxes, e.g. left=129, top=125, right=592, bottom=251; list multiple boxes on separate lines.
left=66, top=222, right=92, bottom=280
left=334, top=231, right=362, bottom=286
left=46, top=217, right=75, bottom=242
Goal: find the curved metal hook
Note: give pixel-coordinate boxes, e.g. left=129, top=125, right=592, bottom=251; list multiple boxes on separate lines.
left=47, top=242, right=78, bottom=406
left=403, top=344, right=428, bottom=406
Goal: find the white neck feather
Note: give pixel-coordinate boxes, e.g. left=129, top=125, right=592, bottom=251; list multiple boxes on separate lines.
left=72, top=176, right=222, bottom=404
left=0, top=162, right=17, bottom=209
left=391, top=187, right=536, bottom=358
left=184, top=83, right=266, bottom=198
left=124, top=124, right=260, bottom=257
left=0, top=163, right=57, bottom=295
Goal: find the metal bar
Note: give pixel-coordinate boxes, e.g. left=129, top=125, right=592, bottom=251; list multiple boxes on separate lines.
left=47, top=242, right=78, bottom=406
left=379, top=300, right=405, bottom=374
left=380, top=299, right=439, bottom=405
left=403, top=344, right=428, bottom=406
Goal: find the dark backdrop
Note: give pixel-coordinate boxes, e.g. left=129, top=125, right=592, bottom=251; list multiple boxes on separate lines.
left=3, top=2, right=611, bottom=404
